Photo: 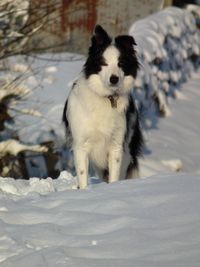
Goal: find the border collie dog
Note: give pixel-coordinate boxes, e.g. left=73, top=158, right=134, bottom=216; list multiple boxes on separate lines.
left=63, top=25, right=143, bottom=189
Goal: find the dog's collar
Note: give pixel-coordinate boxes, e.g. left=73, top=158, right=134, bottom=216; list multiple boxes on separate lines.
left=108, top=94, right=119, bottom=108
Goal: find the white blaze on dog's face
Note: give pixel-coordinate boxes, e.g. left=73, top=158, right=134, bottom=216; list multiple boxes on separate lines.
left=100, top=46, right=123, bottom=93
left=100, top=45, right=135, bottom=95
left=84, top=25, right=139, bottom=97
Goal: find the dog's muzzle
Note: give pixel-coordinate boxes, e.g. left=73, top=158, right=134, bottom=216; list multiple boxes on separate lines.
left=110, top=75, right=119, bottom=86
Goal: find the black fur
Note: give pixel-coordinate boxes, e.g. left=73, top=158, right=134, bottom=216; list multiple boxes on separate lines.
left=84, top=25, right=112, bottom=78
left=62, top=99, right=69, bottom=130
left=125, top=96, right=144, bottom=173
left=84, top=26, right=139, bottom=79
left=62, top=99, right=73, bottom=147
left=115, top=35, right=139, bottom=78
left=62, top=82, right=77, bottom=145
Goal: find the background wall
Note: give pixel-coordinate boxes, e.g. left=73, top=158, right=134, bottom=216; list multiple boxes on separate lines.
left=27, top=0, right=164, bottom=54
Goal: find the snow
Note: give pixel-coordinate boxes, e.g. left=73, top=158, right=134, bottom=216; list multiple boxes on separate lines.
left=0, top=82, right=30, bottom=102
left=130, top=7, right=200, bottom=129
left=0, top=139, right=47, bottom=157
left=0, top=6, right=200, bottom=265
left=1, top=70, right=200, bottom=265
left=140, top=71, right=200, bottom=176
left=0, top=173, right=200, bottom=266
left=133, top=64, right=200, bottom=177
left=0, top=171, right=77, bottom=196
left=9, top=53, right=84, bottom=144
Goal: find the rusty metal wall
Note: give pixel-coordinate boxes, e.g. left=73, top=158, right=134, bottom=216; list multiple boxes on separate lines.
left=27, top=0, right=164, bottom=54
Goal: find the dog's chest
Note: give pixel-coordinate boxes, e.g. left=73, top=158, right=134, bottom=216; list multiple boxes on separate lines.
left=68, top=83, right=128, bottom=152
left=83, top=98, right=125, bottom=140
left=80, top=100, right=126, bottom=167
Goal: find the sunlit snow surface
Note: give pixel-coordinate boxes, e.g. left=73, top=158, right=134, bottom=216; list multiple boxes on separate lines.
left=1, top=7, right=200, bottom=266
left=0, top=173, right=200, bottom=267
left=140, top=71, right=200, bottom=176
left=1, top=68, right=200, bottom=266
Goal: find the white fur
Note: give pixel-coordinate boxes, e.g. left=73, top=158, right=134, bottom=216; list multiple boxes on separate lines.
left=66, top=45, right=135, bottom=189
left=88, top=46, right=134, bottom=97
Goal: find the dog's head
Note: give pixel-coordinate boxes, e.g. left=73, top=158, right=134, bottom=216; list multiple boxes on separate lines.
left=84, top=25, right=139, bottom=97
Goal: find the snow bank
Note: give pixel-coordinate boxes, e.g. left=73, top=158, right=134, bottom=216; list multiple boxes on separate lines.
left=141, top=70, right=200, bottom=175
left=130, top=7, right=200, bottom=128
left=0, top=173, right=200, bottom=266
left=0, top=171, right=77, bottom=196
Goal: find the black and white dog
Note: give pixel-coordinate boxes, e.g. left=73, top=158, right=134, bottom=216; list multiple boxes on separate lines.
left=63, top=25, right=143, bottom=189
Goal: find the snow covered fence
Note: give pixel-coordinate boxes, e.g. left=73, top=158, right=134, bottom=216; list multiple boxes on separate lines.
left=130, top=7, right=200, bottom=128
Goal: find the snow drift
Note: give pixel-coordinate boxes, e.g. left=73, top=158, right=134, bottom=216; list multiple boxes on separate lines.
left=1, top=6, right=200, bottom=267
left=0, top=173, right=200, bottom=266
left=130, top=7, right=200, bottom=128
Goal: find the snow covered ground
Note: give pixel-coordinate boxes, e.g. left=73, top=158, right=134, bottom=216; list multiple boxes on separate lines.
left=0, top=173, right=200, bottom=267
left=140, top=70, right=200, bottom=176
left=1, top=6, right=200, bottom=266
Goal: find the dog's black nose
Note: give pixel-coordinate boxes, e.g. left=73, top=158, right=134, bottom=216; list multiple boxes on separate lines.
left=110, top=75, right=119, bottom=85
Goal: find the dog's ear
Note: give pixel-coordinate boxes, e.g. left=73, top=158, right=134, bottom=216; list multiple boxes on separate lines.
left=91, top=25, right=112, bottom=49
left=115, top=35, right=137, bottom=52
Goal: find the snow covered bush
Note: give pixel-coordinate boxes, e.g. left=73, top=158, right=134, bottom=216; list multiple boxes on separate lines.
left=0, top=0, right=59, bottom=178
left=0, top=76, right=47, bottom=178
left=129, top=7, right=200, bottom=129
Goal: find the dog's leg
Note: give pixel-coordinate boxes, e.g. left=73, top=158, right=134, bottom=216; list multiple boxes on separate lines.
left=108, top=148, right=122, bottom=183
left=74, top=148, right=89, bottom=189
